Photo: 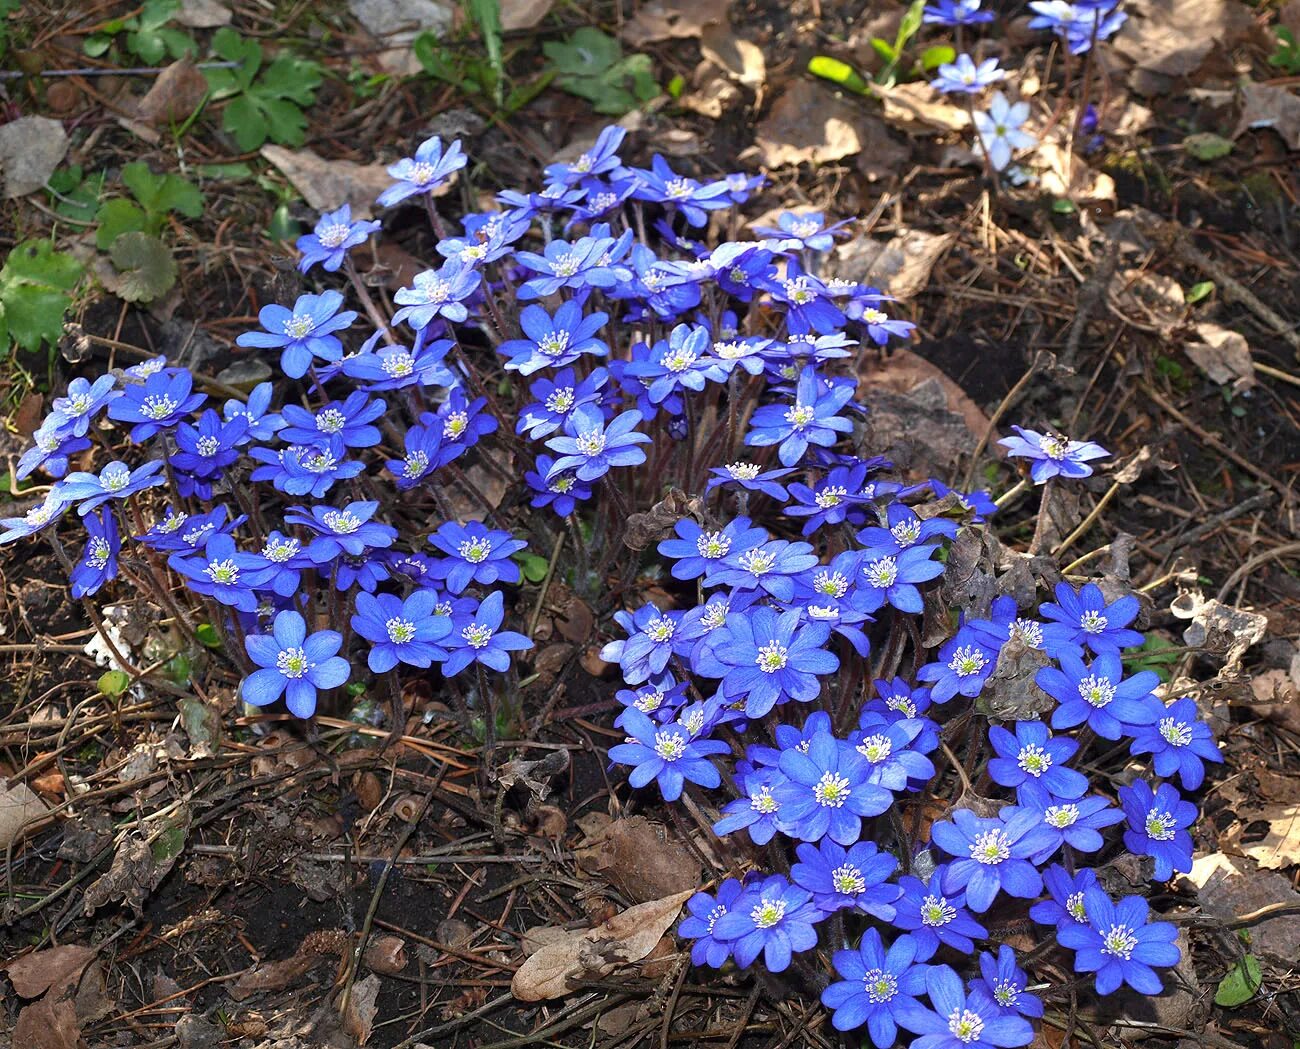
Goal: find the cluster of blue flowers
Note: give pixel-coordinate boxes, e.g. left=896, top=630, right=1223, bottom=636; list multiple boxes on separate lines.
left=7, top=120, right=1214, bottom=1043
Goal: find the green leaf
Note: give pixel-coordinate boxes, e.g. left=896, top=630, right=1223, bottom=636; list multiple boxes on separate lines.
left=164, top=653, right=192, bottom=686
left=259, top=53, right=322, bottom=106
left=195, top=622, right=222, bottom=649
left=466, top=0, right=504, bottom=104
left=94, top=198, right=147, bottom=250
left=808, top=55, right=871, bottom=95
left=222, top=93, right=269, bottom=151
left=921, top=44, right=956, bottom=71
left=666, top=73, right=685, bottom=99
left=83, top=34, right=113, bottom=57
left=106, top=231, right=177, bottom=303
left=259, top=96, right=309, bottom=147
left=98, top=669, right=131, bottom=698
left=3, top=239, right=83, bottom=289
left=544, top=27, right=621, bottom=78
left=1186, top=280, right=1215, bottom=305
left=1184, top=132, right=1233, bottom=162
left=0, top=239, right=83, bottom=352
left=121, top=161, right=203, bottom=219
left=267, top=202, right=300, bottom=243
left=151, top=821, right=187, bottom=863
left=193, top=161, right=253, bottom=180
left=870, top=37, right=897, bottom=64
left=518, top=552, right=550, bottom=583
left=208, top=27, right=261, bottom=91
left=1215, top=955, right=1262, bottom=1007
left=1051, top=198, right=1077, bottom=214
left=894, top=0, right=926, bottom=52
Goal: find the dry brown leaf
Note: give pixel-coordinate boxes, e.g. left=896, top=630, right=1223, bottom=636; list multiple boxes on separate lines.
left=1185, top=322, right=1254, bottom=391
left=342, top=974, right=380, bottom=1044
left=699, top=24, right=765, bottom=90
left=349, top=0, right=454, bottom=76
left=876, top=81, right=969, bottom=135
left=0, top=781, right=48, bottom=849
left=836, top=229, right=955, bottom=300
left=1185, top=853, right=1300, bottom=966
left=0, top=116, right=69, bottom=198
left=135, top=59, right=209, bottom=125
left=2, top=946, right=96, bottom=999
left=500, top=0, right=552, bottom=31
left=1113, top=0, right=1254, bottom=85
left=176, top=0, right=231, bottom=27
left=260, top=145, right=400, bottom=220
left=1233, top=82, right=1300, bottom=151
left=1170, top=589, right=1267, bottom=668
left=575, top=815, right=701, bottom=902
left=1034, top=140, right=1116, bottom=202
left=681, top=73, right=742, bottom=119
left=1243, top=805, right=1300, bottom=870
left=13, top=995, right=82, bottom=1049
left=1107, top=268, right=1185, bottom=335
left=622, top=0, right=730, bottom=46
left=511, top=890, right=692, bottom=1001
left=755, top=80, right=893, bottom=168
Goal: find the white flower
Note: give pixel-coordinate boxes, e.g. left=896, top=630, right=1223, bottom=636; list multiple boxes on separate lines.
left=973, top=92, right=1037, bottom=172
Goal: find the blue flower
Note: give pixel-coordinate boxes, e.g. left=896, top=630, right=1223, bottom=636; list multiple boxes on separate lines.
left=695, top=607, right=839, bottom=718
left=1128, top=696, right=1222, bottom=790
left=775, top=731, right=891, bottom=844
left=785, top=464, right=874, bottom=535
left=710, top=243, right=775, bottom=302
left=600, top=603, right=685, bottom=685
left=223, top=382, right=283, bottom=443
left=753, top=211, right=851, bottom=253
left=656, top=515, right=766, bottom=581
left=1120, top=779, right=1197, bottom=881
left=296, top=204, right=380, bottom=272
left=392, top=262, right=481, bottom=329
left=678, top=877, right=745, bottom=968
left=438, top=209, right=529, bottom=265
left=1039, top=581, right=1144, bottom=655
left=124, top=354, right=167, bottom=379
left=610, top=246, right=704, bottom=322
left=1006, top=784, right=1123, bottom=864
left=614, top=676, right=688, bottom=729
left=499, top=300, right=609, bottom=375
left=704, top=461, right=794, bottom=500
left=917, top=628, right=998, bottom=702
left=705, top=537, right=818, bottom=602
left=622, top=323, right=717, bottom=404
left=822, top=929, right=931, bottom=1043
left=427, top=520, right=526, bottom=594
left=761, top=265, right=846, bottom=334
left=545, top=404, right=650, bottom=483
left=607, top=707, right=728, bottom=802
left=710, top=874, right=822, bottom=972
left=851, top=299, right=918, bottom=346
left=930, top=809, right=1055, bottom=912
left=70, top=510, right=120, bottom=598
left=430, top=389, right=498, bottom=467
left=791, top=839, right=901, bottom=917
left=17, top=418, right=90, bottom=481
left=170, top=410, right=248, bottom=498
left=923, top=0, right=995, bottom=25
left=971, top=946, right=1043, bottom=1020
left=241, top=609, right=350, bottom=718
left=384, top=417, right=438, bottom=489
left=858, top=545, right=946, bottom=615
left=628, top=155, right=733, bottom=227
left=714, top=763, right=790, bottom=844
left=1030, top=864, right=1098, bottom=931
left=442, top=590, right=533, bottom=677
left=746, top=365, right=855, bottom=467
left=286, top=501, right=397, bottom=563
left=542, top=125, right=627, bottom=186
left=377, top=136, right=467, bottom=206
left=57, top=459, right=165, bottom=515
left=852, top=714, right=937, bottom=792
left=170, top=533, right=273, bottom=613
left=857, top=502, right=958, bottom=557
left=524, top=455, right=592, bottom=516
left=515, top=228, right=633, bottom=298
left=931, top=53, right=1006, bottom=94
left=48, top=375, right=119, bottom=436
left=1056, top=888, right=1180, bottom=995
left=516, top=367, right=606, bottom=439
left=988, top=721, right=1088, bottom=799
left=1028, top=1, right=1127, bottom=54
left=249, top=437, right=363, bottom=498
left=892, top=868, right=987, bottom=956
left=342, top=332, right=457, bottom=390
left=900, top=965, right=1034, bottom=1049
left=1036, top=650, right=1160, bottom=739
left=999, top=425, right=1109, bottom=483
left=237, top=291, right=357, bottom=379
left=107, top=369, right=206, bottom=441
left=136, top=506, right=238, bottom=554
left=331, top=550, right=391, bottom=594
left=279, top=390, right=386, bottom=449
left=352, top=589, right=453, bottom=672
left=244, top=531, right=311, bottom=598
left=497, top=181, right=586, bottom=218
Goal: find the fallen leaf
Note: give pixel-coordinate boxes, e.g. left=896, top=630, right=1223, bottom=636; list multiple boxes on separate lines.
left=1113, top=0, right=1255, bottom=88
left=1184, top=853, right=1300, bottom=966
left=362, top=935, right=408, bottom=975
left=1033, top=140, right=1116, bottom=202
left=0, top=116, right=70, bottom=198
left=1107, top=268, right=1185, bottom=336
left=511, top=889, right=693, bottom=1001
left=1185, top=322, right=1255, bottom=391
left=260, top=145, right=398, bottom=220
left=349, top=0, right=455, bottom=76
left=178, top=696, right=222, bottom=759
left=228, top=930, right=348, bottom=1000
left=176, top=0, right=232, bottom=27
left=681, top=72, right=742, bottom=119
left=500, top=0, right=552, bottom=31
left=835, top=229, right=955, bottom=300
left=876, top=81, right=969, bottom=135
left=755, top=80, right=901, bottom=169
left=135, top=59, right=209, bottom=125
left=623, top=489, right=703, bottom=551
left=0, top=781, right=49, bottom=849
left=575, top=816, right=702, bottom=902
left=3, top=945, right=98, bottom=1049
left=1243, top=805, right=1300, bottom=870
left=1233, top=82, right=1300, bottom=151
left=2, top=945, right=96, bottom=999
left=341, top=974, right=380, bottom=1044
left=622, top=0, right=730, bottom=46
left=13, top=995, right=82, bottom=1049
left=1170, top=589, right=1267, bottom=668
left=700, top=24, right=765, bottom=90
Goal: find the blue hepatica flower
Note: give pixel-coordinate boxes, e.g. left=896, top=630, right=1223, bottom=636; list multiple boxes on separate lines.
left=714, top=763, right=790, bottom=844
left=515, top=227, right=633, bottom=299
left=857, top=502, right=958, bottom=557
left=892, top=868, right=987, bottom=956
left=516, top=367, right=605, bottom=440
left=746, top=365, right=855, bottom=467
left=1008, top=783, right=1123, bottom=864
left=903, top=965, right=1034, bottom=1049
left=169, top=533, right=272, bottom=613
left=704, top=461, right=794, bottom=500
left=108, top=368, right=206, bottom=441
left=137, top=505, right=237, bottom=554
left=242, top=609, right=350, bottom=718
left=352, top=589, right=453, bottom=672
left=427, top=520, right=526, bottom=594
left=237, top=291, right=357, bottom=379
left=377, top=135, right=466, bottom=206
left=246, top=530, right=312, bottom=598
left=791, top=839, right=901, bottom=918
left=392, top=262, right=481, bottom=330
left=342, top=332, right=457, bottom=391
left=931, top=53, right=1006, bottom=94
left=57, top=459, right=165, bottom=515
left=999, top=425, right=1109, bottom=483
left=170, top=410, right=247, bottom=494
left=524, top=455, right=592, bottom=517
left=785, top=465, right=872, bottom=535
left=1028, top=1, right=1127, bottom=54
left=249, top=437, right=363, bottom=499
left=710, top=874, right=822, bottom=972
left=1056, top=888, right=1180, bottom=995
left=923, top=0, right=995, bottom=25
left=917, top=627, right=998, bottom=703
left=696, top=607, right=839, bottom=718
left=542, top=125, right=627, bottom=186
left=775, top=731, right=891, bottom=844
left=1040, top=581, right=1143, bottom=656
left=223, top=382, right=283, bottom=443
left=628, top=155, right=732, bottom=227
left=442, top=590, right=533, bottom=677
left=930, top=808, right=1055, bottom=912
left=498, top=300, right=609, bottom=375
left=753, top=210, right=851, bottom=253
left=70, top=509, right=120, bottom=598
left=822, top=928, right=931, bottom=1042
left=430, top=390, right=498, bottom=467
left=1036, top=650, right=1159, bottom=739
left=1030, top=864, right=1098, bottom=931
left=852, top=713, right=937, bottom=792
left=974, top=92, right=1038, bottom=172
left=705, top=537, right=819, bottom=602
left=611, top=246, right=704, bottom=322
left=438, top=209, right=529, bottom=265
left=49, top=375, right=119, bottom=436
left=607, top=707, right=728, bottom=802
left=987, top=721, right=1088, bottom=799
left=622, top=323, right=715, bottom=405
left=18, top=418, right=90, bottom=481
left=1120, top=779, right=1197, bottom=881
left=614, top=676, right=689, bottom=729
left=678, top=877, right=745, bottom=969
left=286, top=501, right=397, bottom=563
left=657, top=515, right=766, bottom=581
left=1128, top=696, right=1222, bottom=790
left=296, top=204, right=380, bottom=272
left=762, top=265, right=846, bottom=334
left=280, top=390, right=386, bottom=449
left=600, top=603, right=684, bottom=685
left=545, top=405, right=650, bottom=483
left=971, top=946, right=1043, bottom=1020
left=858, top=545, right=946, bottom=615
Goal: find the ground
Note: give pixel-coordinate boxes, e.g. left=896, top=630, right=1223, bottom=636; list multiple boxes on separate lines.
left=2, top=0, right=1300, bottom=1047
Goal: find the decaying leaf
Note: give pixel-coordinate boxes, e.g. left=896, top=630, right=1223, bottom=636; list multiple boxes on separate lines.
left=1107, top=268, right=1186, bottom=336
left=837, top=229, right=955, bottom=300
left=621, top=0, right=730, bottom=47
left=511, top=889, right=692, bottom=1001
left=261, top=145, right=400, bottom=220
left=500, top=0, right=552, bottom=31
left=1233, top=82, right=1300, bottom=151
left=0, top=116, right=70, bottom=198
left=623, top=489, right=704, bottom=550
left=135, top=59, right=210, bottom=125
left=349, top=0, right=455, bottom=76
left=1185, top=322, right=1254, bottom=391
left=3, top=945, right=99, bottom=1049
left=576, top=815, right=702, bottom=902
left=228, top=929, right=349, bottom=1000
left=1242, top=805, right=1300, bottom=871
left=755, top=79, right=903, bottom=170
left=2, top=945, right=96, bottom=999
left=1113, top=0, right=1255, bottom=90
left=1171, top=589, right=1267, bottom=668
left=1186, top=853, right=1300, bottom=966
left=341, top=974, right=380, bottom=1045
left=700, top=24, right=765, bottom=91
left=176, top=0, right=232, bottom=27
left=0, top=781, right=49, bottom=849
left=1033, top=140, right=1116, bottom=203
left=876, top=81, right=969, bottom=135
left=494, top=749, right=570, bottom=800
left=981, top=637, right=1055, bottom=721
